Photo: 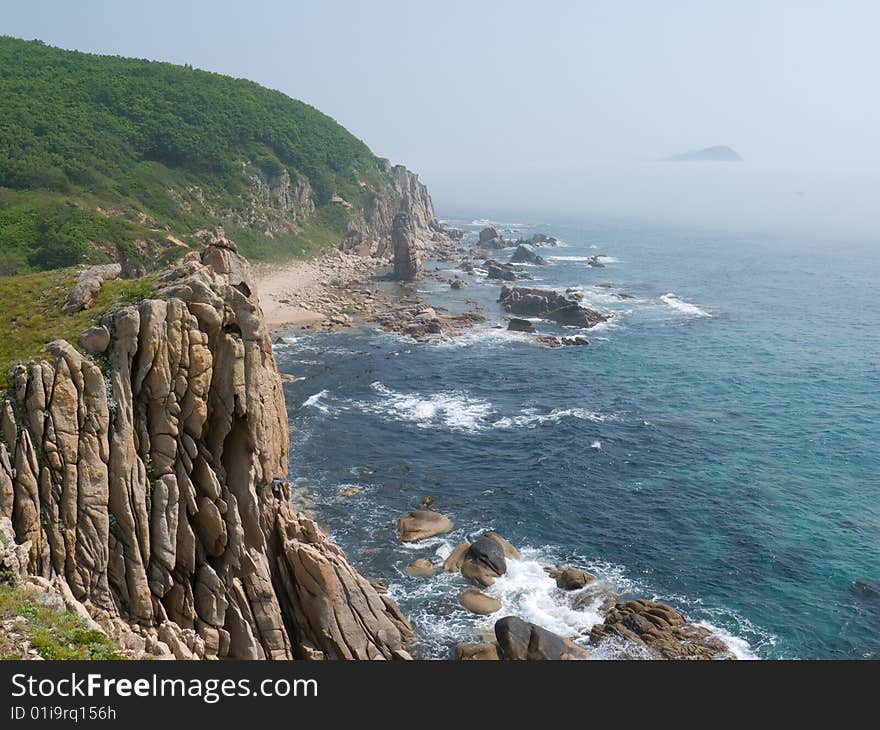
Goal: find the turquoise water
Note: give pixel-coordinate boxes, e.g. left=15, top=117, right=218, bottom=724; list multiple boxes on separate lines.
left=275, top=218, right=880, bottom=659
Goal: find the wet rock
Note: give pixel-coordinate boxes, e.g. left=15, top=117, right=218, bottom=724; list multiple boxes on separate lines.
left=461, top=535, right=507, bottom=586
left=561, top=335, right=590, bottom=347
left=455, top=642, right=501, bottom=660
left=479, top=227, right=506, bottom=248
left=405, top=558, right=435, bottom=578
left=483, top=531, right=521, bottom=560
left=507, top=318, right=536, bottom=333
left=484, top=260, right=526, bottom=281
left=450, top=278, right=466, bottom=290
left=550, top=567, right=595, bottom=590
left=396, top=509, right=454, bottom=542
left=589, top=599, right=734, bottom=660
left=459, top=587, right=502, bottom=615
left=495, top=616, right=589, bottom=660
left=499, top=284, right=607, bottom=328
left=442, top=541, right=471, bottom=572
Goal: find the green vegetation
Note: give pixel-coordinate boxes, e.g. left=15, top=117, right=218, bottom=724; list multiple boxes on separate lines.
left=0, top=36, right=387, bottom=272
left=0, top=584, right=124, bottom=660
left=0, top=268, right=155, bottom=389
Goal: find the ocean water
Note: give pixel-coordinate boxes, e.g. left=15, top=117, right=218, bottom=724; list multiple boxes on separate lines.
left=273, top=217, right=880, bottom=659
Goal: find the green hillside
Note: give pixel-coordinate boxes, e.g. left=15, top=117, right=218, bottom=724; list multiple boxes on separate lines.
left=0, top=36, right=387, bottom=274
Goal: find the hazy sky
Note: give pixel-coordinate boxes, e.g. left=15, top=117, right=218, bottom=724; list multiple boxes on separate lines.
left=4, top=1, right=880, bottom=231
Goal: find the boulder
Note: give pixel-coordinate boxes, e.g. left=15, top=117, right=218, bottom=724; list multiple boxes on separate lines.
left=479, top=227, right=506, bottom=248
left=442, top=541, right=471, bottom=572
left=450, top=278, right=466, bottom=290
left=405, top=558, right=435, bottom=578
left=589, top=599, right=733, bottom=660
left=78, top=325, right=111, bottom=354
left=461, top=535, right=507, bottom=587
left=484, top=260, right=526, bottom=281
left=484, top=531, right=521, bottom=560
left=561, top=336, right=590, bottom=347
left=459, top=587, right=502, bottom=615
left=499, top=285, right=607, bottom=328
left=454, top=642, right=501, bottom=660
left=395, top=509, right=454, bottom=542
left=495, top=616, right=589, bottom=660
left=507, top=318, right=536, bottom=333
left=552, top=567, right=595, bottom=590
left=62, top=263, right=123, bottom=314
left=510, top=244, right=547, bottom=265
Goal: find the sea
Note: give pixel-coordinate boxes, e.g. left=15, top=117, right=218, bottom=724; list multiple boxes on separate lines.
left=272, top=216, right=880, bottom=659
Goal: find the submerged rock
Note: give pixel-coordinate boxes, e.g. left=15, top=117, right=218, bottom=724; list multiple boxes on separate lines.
left=507, top=317, right=536, bottom=333
left=550, top=567, right=596, bottom=590
left=405, top=558, right=436, bottom=578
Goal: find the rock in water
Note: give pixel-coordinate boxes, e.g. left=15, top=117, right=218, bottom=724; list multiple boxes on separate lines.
left=510, top=243, right=547, bottom=265
left=405, top=558, right=435, bottom=578
left=458, top=587, right=502, bottom=615
left=507, top=318, right=536, bottom=333
left=392, top=210, right=421, bottom=280
left=484, top=259, right=527, bottom=281
left=455, top=642, right=501, bottom=660
left=442, top=541, right=471, bottom=572
left=499, top=284, right=607, bottom=328
left=589, top=599, right=734, bottom=659
left=396, top=509, right=454, bottom=542
left=461, top=535, right=507, bottom=586
left=479, top=226, right=506, bottom=248
left=551, top=567, right=595, bottom=590
left=494, top=616, right=589, bottom=660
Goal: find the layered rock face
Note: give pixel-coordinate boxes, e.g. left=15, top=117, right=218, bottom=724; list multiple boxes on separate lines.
left=0, top=233, right=412, bottom=660
left=345, top=161, right=448, bottom=258
left=391, top=211, right=421, bottom=281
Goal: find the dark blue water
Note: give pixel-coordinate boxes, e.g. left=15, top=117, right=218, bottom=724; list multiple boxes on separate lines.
left=275, top=217, right=880, bottom=659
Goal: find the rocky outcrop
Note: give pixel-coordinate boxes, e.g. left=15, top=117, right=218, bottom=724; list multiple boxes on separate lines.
left=478, top=227, right=506, bottom=249
left=62, top=264, right=123, bottom=314
left=589, top=599, right=734, bottom=660
left=0, top=231, right=412, bottom=660
left=495, top=616, right=589, bottom=660
left=510, top=244, right=546, bottom=265
left=391, top=211, right=421, bottom=280
left=484, top=260, right=529, bottom=281
left=499, top=285, right=608, bottom=328
left=507, top=318, right=536, bottom=333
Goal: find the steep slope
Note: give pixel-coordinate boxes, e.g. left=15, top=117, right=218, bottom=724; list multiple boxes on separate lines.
left=0, top=232, right=413, bottom=659
left=0, top=37, right=443, bottom=275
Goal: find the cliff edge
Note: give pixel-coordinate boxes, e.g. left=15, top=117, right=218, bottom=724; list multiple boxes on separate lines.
left=0, top=230, right=413, bottom=659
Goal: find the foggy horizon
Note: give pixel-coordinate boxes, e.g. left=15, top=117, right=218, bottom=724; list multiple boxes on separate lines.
left=4, top=0, right=879, bottom=238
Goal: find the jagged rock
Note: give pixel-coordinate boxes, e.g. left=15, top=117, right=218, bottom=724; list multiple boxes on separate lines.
left=478, top=227, right=506, bottom=248
left=484, top=260, right=527, bottom=281
left=459, top=587, right=502, bottom=615
left=62, top=264, right=123, bottom=314
left=405, top=558, right=435, bottom=578
left=455, top=642, right=501, bottom=660
left=507, top=318, right=535, bottom=333
left=391, top=211, right=421, bottom=281
left=450, top=278, right=466, bottom=290
left=2, top=240, right=412, bottom=661
left=561, top=336, right=590, bottom=346
left=495, top=616, right=589, bottom=660
left=589, top=599, right=733, bottom=660
left=78, top=325, right=111, bottom=353
left=499, top=285, right=607, bottom=328
left=510, top=244, right=547, bottom=265
left=396, top=509, right=453, bottom=542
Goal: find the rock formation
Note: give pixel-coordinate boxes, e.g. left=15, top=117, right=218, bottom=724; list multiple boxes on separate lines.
left=0, top=230, right=412, bottom=660
left=494, top=616, right=589, bottom=660
left=62, top=264, right=123, bottom=314
left=510, top=244, right=547, bottom=265
left=478, top=227, right=506, bottom=249
left=391, top=211, right=421, bottom=281
left=499, top=285, right=608, bottom=328
left=589, top=599, right=734, bottom=659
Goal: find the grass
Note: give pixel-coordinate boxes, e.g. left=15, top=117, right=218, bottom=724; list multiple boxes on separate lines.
left=0, top=268, right=156, bottom=390
left=0, top=583, right=124, bottom=660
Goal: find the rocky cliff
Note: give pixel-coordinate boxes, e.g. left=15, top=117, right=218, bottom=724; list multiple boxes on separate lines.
left=0, top=231, right=413, bottom=659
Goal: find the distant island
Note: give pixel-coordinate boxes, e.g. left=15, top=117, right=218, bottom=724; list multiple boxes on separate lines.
left=664, top=145, right=743, bottom=162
